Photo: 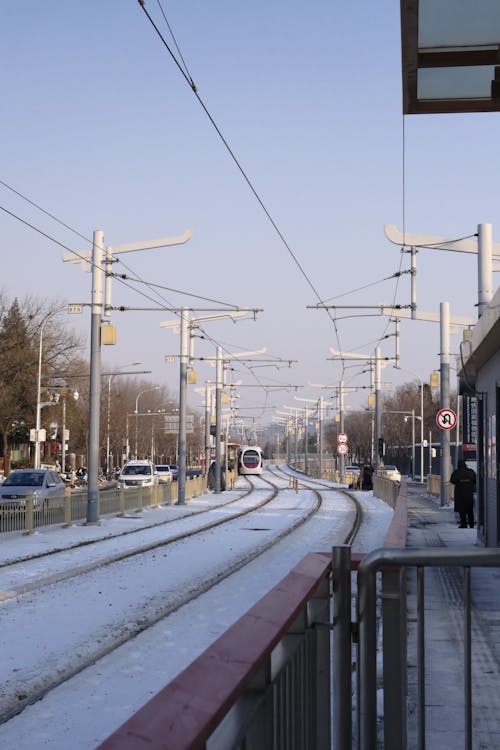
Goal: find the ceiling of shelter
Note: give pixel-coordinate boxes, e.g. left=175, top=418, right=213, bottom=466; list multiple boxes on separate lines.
left=401, top=0, right=500, bottom=113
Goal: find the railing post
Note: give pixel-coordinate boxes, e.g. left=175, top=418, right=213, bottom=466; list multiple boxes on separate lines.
left=63, top=486, right=72, bottom=527
left=357, top=556, right=378, bottom=750
left=118, top=486, right=125, bottom=516
left=382, top=565, right=408, bottom=749
left=310, top=572, right=332, bottom=749
left=23, top=492, right=34, bottom=535
left=332, top=545, right=352, bottom=750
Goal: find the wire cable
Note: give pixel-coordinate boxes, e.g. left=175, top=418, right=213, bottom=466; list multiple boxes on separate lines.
left=136, top=0, right=346, bottom=373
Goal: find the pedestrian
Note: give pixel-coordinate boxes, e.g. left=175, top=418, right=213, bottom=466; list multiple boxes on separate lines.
left=450, top=459, right=476, bottom=528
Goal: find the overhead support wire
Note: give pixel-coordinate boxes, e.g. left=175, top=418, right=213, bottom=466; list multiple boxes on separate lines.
left=135, top=0, right=346, bottom=370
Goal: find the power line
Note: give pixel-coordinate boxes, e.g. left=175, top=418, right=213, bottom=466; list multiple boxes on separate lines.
left=136, top=0, right=346, bottom=372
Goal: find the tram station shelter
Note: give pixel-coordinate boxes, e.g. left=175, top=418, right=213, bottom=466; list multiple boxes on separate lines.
left=457, top=287, right=500, bottom=547
left=400, top=0, right=500, bottom=545
left=401, top=0, right=500, bottom=114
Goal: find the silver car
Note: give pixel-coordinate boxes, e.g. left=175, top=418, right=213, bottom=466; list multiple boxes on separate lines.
left=156, top=465, right=173, bottom=483
left=0, top=469, right=66, bottom=508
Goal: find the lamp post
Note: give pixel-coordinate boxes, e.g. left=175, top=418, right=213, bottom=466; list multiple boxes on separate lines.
left=394, top=367, right=425, bottom=484
left=34, top=311, right=58, bottom=469
left=134, top=386, right=160, bottom=458
left=105, top=363, right=141, bottom=476
left=384, top=410, right=422, bottom=480
left=59, top=388, right=79, bottom=475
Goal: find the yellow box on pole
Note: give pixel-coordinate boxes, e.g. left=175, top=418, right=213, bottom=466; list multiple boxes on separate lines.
left=101, top=324, right=117, bottom=345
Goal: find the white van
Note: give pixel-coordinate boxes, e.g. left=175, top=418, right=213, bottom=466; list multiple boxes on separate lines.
left=118, top=460, right=158, bottom=489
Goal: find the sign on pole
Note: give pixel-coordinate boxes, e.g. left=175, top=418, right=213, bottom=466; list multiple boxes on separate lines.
left=337, top=443, right=348, bottom=455
left=337, top=432, right=348, bottom=444
left=436, top=408, right=457, bottom=431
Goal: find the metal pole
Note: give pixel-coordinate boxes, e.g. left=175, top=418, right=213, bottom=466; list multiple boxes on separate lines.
left=375, top=346, right=382, bottom=469
left=339, top=382, right=345, bottom=482
left=125, top=414, right=130, bottom=461
left=429, top=429, right=432, bottom=476
left=215, top=346, right=222, bottom=493
left=318, top=396, right=323, bottom=479
left=440, top=302, right=451, bottom=508
left=204, top=381, right=211, bottom=477
left=420, top=379, right=424, bottom=483
left=177, top=307, right=189, bottom=504
left=304, top=405, right=309, bottom=475
left=332, top=545, right=352, bottom=749
left=34, top=324, right=45, bottom=470
left=411, top=408, right=415, bottom=481
left=62, top=394, right=67, bottom=475
left=411, top=246, right=417, bottom=319
left=106, top=376, right=112, bottom=477
left=87, top=228, right=104, bottom=524
left=34, top=311, right=56, bottom=470
left=477, top=223, right=493, bottom=318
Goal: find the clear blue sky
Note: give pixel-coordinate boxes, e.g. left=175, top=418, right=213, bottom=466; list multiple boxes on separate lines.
left=2, top=1, right=499, bottom=432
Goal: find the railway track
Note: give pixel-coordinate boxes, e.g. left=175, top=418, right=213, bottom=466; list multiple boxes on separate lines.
left=0, top=465, right=367, bottom=726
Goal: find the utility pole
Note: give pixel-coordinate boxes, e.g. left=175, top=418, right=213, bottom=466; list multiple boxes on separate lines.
left=87, top=229, right=103, bottom=524
left=178, top=308, right=189, bottom=505
left=63, top=229, right=192, bottom=523
left=162, top=311, right=262, bottom=502
left=384, top=222, right=498, bottom=319
left=440, top=302, right=451, bottom=507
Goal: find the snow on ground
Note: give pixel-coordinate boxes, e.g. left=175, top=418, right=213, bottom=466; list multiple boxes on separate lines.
left=0, top=472, right=393, bottom=749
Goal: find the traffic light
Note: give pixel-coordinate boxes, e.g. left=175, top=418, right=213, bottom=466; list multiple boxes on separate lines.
left=378, top=437, right=385, bottom=457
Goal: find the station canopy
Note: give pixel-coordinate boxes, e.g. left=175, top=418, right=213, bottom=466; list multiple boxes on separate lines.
left=401, top=0, right=500, bottom=113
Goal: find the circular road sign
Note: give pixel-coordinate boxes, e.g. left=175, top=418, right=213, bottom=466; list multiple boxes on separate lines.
left=337, top=432, right=348, bottom=444
left=337, top=443, right=348, bottom=455
left=436, top=408, right=457, bottom=431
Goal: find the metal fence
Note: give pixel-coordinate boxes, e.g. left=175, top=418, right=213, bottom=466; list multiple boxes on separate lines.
left=0, top=476, right=208, bottom=534
left=98, top=545, right=500, bottom=750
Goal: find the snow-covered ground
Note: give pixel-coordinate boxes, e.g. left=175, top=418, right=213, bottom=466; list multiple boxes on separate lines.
left=0, top=471, right=393, bottom=749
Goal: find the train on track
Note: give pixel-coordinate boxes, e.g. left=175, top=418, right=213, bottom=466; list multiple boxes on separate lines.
left=237, top=445, right=264, bottom=475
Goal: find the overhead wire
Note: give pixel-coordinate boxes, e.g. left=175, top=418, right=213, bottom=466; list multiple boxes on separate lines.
left=136, top=0, right=346, bottom=375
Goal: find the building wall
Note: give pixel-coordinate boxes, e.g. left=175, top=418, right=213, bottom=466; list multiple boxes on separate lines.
left=476, top=351, right=500, bottom=546
left=460, top=285, right=500, bottom=548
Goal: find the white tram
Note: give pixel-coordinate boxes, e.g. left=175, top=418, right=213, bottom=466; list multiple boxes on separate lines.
left=238, top=445, right=263, bottom=475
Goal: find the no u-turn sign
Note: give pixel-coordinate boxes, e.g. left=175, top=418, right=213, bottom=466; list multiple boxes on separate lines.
left=436, top=408, right=457, bottom=430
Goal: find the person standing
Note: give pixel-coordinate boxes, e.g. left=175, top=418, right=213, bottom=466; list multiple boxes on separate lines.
left=450, top=459, right=477, bottom=528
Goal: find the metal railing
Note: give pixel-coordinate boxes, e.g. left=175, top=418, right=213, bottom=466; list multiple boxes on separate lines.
left=0, top=476, right=208, bottom=534
left=98, top=551, right=333, bottom=750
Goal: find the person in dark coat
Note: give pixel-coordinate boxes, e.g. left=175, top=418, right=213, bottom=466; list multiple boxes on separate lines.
left=450, top=459, right=476, bottom=528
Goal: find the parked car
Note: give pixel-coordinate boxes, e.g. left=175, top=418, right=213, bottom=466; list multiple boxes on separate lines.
left=381, top=465, right=401, bottom=482
left=169, top=464, right=179, bottom=480
left=118, top=460, right=158, bottom=489
left=156, top=465, right=173, bottom=483
left=0, top=469, right=66, bottom=508
left=345, top=465, right=360, bottom=474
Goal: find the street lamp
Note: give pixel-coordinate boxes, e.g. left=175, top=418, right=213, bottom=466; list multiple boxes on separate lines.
left=135, top=386, right=160, bottom=458
left=105, top=363, right=141, bottom=476
left=34, top=310, right=59, bottom=469
left=394, top=367, right=425, bottom=484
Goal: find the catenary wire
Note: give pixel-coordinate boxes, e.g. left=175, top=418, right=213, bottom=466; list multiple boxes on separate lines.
left=136, top=0, right=346, bottom=374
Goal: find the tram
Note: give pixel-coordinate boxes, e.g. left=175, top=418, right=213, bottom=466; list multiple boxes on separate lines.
left=237, top=445, right=263, bottom=475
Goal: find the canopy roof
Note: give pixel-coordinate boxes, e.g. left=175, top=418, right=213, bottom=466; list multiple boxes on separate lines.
left=401, top=0, right=500, bottom=113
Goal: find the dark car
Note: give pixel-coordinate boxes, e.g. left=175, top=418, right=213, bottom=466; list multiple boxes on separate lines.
left=0, top=469, right=66, bottom=508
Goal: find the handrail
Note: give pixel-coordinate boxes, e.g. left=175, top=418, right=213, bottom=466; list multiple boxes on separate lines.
left=98, top=483, right=409, bottom=749
left=97, top=552, right=332, bottom=749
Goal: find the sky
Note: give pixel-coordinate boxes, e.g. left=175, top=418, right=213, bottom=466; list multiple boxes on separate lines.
left=0, top=470, right=394, bottom=748
left=2, top=1, right=500, bottom=437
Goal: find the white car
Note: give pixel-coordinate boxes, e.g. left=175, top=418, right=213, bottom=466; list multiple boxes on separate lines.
left=118, top=460, right=158, bottom=489
left=156, top=465, right=173, bottom=483
left=381, top=465, right=401, bottom=482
